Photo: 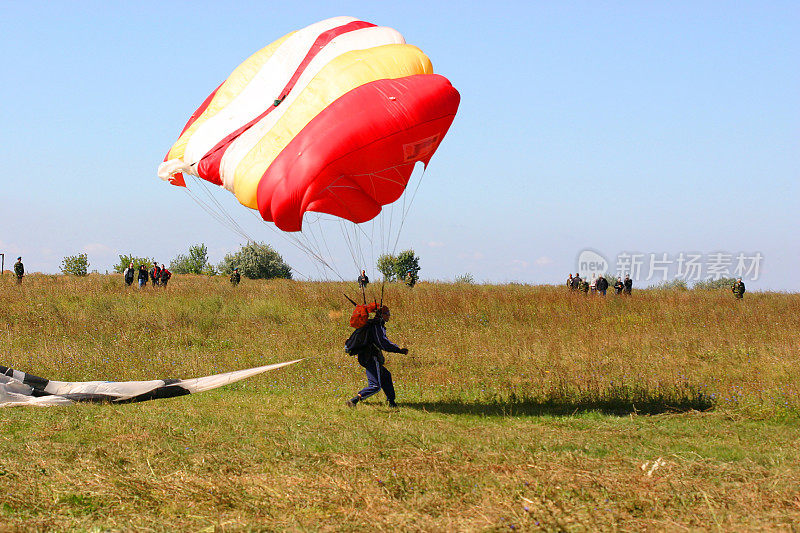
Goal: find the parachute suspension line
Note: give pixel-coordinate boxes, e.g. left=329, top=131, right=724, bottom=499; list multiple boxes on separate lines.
left=295, top=216, right=347, bottom=281
left=183, top=186, right=236, bottom=236
left=194, top=178, right=255, bottom=242
left=303, top=216, right=340, bottom=280
left=253, top=209, right=340, bottom=281
left=336, top=222, right=354, bottom=273
left=356, top=221, right=370, bottom=276
left=347, top=220, right=369, bottom=274
left=391, top=164, right=427, bottom=256
left=229, top=208, right=323, bottom=281
left=337, top=221, right=362, bottom=277
left=290, top=228, right=344, bottom=281
left=369, top=216, right=376, bottom=284
left=185, top=184, right=319, bottom=280
left=183, top=181, right=318, bottom=281
left=394, top=168, right=409, bottom=252
left=305, top=219, right=334, bottom=276
left=282, top=229, right=335, bottom=281
left=300, top=222, right=334, bottom=276
left=183, top=186, right=253, bottom=243
left=364, top=173, right=381, bottom=277
left=317, top=184, right=389, bottom=284
left=384, top=189, right=394, bottom=251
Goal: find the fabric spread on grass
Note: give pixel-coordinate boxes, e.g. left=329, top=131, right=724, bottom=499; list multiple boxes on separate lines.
left=0, top=360, right=301, bottom=407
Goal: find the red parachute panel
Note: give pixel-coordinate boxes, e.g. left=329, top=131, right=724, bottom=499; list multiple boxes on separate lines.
left=256, top=74, right=460, bottom=231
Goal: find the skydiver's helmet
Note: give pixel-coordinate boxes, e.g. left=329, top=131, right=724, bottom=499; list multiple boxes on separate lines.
left=376, top=305, right=390, bottom=321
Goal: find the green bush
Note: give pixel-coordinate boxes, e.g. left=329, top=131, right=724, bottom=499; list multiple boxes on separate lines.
left=60, top=253, right=89, bottom=276
left=171, top=244, right=211, bottom=275
left=377, top=254, right=397, bottom=282
left=218, top=242, right=292, bottom=280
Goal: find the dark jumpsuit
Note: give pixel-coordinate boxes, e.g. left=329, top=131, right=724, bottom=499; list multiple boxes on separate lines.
left=350, top=318, right=403, bottom=404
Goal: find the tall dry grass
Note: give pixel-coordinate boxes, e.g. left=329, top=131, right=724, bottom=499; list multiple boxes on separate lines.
left=1, top=273, right=798, bottom=413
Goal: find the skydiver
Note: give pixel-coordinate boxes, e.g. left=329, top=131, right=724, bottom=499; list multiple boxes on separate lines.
left=346, top=305, right=407, bottom=409
left=230, top=268, right=241, bottom=286
left=14, top=257, right=24, bottom=285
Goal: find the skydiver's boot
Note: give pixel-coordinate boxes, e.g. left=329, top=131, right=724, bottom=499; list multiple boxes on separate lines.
left=388, top=400, right=398, bottom=408
left=346, top=396, right=359, bottom=408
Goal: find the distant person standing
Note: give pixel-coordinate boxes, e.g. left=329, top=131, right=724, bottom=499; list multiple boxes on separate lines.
left=230, top=268, right=241, bottom=286
left=614, top=277, right=624, bottom=295
left=732, top=278, right=746, bottom=299
left=589, top=275, right=597, bottom=295
left=150, top=262, right=161, bottom=287
left=581, top=278, right=589, bottom=294
left=159, top=264, right=172, bottom=288
left=567, top=273, right=573, bottom=288
left=596, top=275, right=609, bottom=296
left=570, top=274, right=581, bottom=291
left=14, top=257, right=24, bottom=284
left=137, top=264, right=148, bottom=288
left=357, top=270, right=369, bottom=289
left=405, top=269, right=418, bottom=288
left=623, top=275, right=633, bottom=295
left=123, top=263, right=135, bottom=286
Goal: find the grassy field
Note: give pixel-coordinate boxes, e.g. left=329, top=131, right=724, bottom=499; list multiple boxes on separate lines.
left=1, top=274, right=799, bottom=531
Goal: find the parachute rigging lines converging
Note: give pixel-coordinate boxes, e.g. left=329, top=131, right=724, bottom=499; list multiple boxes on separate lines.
left=157, top=16, right=460, bottom=280
left=0, top=361, right=301, bottom=407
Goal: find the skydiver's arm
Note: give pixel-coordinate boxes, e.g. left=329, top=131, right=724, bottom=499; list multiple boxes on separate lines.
left=372, top=323, right=404, bottom=353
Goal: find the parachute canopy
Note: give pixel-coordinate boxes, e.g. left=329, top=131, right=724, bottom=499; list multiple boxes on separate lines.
left=0, top=361, right=301, bottom=407
left=158, top=16, right=460, bottom=232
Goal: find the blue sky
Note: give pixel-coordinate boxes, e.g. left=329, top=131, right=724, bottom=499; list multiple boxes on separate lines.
left=1, top=1, right=797, bottom=289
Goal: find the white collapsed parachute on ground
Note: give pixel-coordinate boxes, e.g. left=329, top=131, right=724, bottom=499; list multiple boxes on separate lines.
left=0, top=360, right=301, bottom=407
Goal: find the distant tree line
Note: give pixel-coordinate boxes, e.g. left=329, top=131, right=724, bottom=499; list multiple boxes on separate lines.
left=108, top=242, right=292, bottom=280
